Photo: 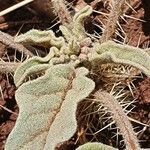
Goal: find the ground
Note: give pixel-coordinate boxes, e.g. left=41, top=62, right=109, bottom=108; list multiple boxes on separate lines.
left=0, top=0, right=150, bottom=150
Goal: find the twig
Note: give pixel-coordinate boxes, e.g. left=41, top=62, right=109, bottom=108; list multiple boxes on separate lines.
left=100, top=0, right=126, bottom=43
left=0, top=0, right=34, bottom=16
left=0, top=62, right=20, bottom=73
left=0, top=31, right=33, bottom=56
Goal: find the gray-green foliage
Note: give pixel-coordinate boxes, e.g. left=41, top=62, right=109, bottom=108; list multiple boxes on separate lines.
left=5, top=64, right=95, bottom=150
left=5, top=5, right=150, bottom=150
left=76, top=142, right=117, bottom=150
left=89, top=41, right=150, bottom=76
left=14, top=6, right=150, bottom=77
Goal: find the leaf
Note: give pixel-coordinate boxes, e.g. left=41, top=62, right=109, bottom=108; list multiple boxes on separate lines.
left=14, top=29, right=65, bottom=48
left=89, top=41, right=150, bottom=77
left=14, top=6, right=93, bottom=49
left=76, top=142, right=117, bottom=150
left=14, top=47, right=59, bottom=87
left=73, top=6, right=92, bottom=40
left=5, top=64, right=95, bottom=150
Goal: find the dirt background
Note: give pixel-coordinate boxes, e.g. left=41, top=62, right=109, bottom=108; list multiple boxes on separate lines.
left=0, top=0, right=150, bottom=149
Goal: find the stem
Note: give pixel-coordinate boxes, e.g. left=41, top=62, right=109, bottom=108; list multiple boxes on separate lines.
left=51, top=0, right=72, bottom=27
left=94, top=91, right=140, bottom=150
left=100, top=0, right=126, bottom=43
left=0, top=31, right=33, bottom=56
left=0, top=62, right=20, bottom=73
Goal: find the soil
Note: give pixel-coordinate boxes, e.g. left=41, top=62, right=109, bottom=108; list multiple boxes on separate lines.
left=0, top=0, right=150, bottom=150
left=0, top=75, right=17, bottom=150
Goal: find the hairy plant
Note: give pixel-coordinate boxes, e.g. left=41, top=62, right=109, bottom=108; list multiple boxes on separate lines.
left=76, top=142, right=117, bottom=150
left=4, top=3, right=150, bottom=150
left=51, top=0, right=72, bottom=26
left=94, top=91, right=140, bottom=150
left=99, top=0, right=126, bottom=43
left=5, top=64, right=95, bottom=150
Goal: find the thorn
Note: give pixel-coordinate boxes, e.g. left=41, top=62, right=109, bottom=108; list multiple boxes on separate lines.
left=94, top=121, right=115, bottom=135
left=93, top=23, right=105, bottom=31
left=93, top=10, right=109, bottom=17
left=120, top=16, right=129, bottom=24
left=0, top=104, right=18, bottom=116
left=15, top=23, right=24, bottom=37
left=125, top=1, right=137, bottom=13
left=113, top=38, right=124, bottom=44
left=128, top=117, right=150, bottom=127
left=117, top=21, right=126, bottom=35
left=123, top=14, right=146, bottom=22
left=137, top=33, right=142, bottom=47
left=127, top=82, right=134, bottom=96
left=115, top=31, right=125, bottom=40
left=48, top=20, right=61, bottom=30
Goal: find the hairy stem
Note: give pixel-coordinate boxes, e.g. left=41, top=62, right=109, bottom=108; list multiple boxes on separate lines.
left=94, top=91, right=140, bottom=150
left=100, top=0, right=125, bottom=43
left=0, top=61, right=20, bottom=73
left=51, top=0, right=72, bottom=27
left=0, top=31, right=33, bottom=56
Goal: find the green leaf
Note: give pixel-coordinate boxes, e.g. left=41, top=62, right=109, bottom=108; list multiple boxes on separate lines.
left=5, top=64, right=95, bottom=150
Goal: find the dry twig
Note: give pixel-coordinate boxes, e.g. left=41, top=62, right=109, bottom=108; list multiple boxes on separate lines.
left=0, top=0, right=34, bottom=16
